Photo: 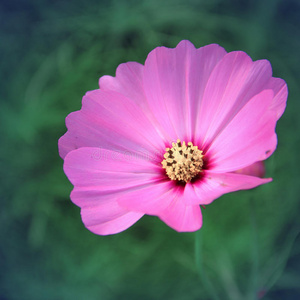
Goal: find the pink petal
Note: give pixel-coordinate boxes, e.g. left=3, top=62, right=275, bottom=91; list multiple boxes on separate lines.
left=81, top=201, right=144, bottom=235
left=184, top=171, right=272, bottom=205
left=234, top=161, right=265, bottom=178
left=99, top=62, right=146, bottom=109
left=99, top=61, right=167, bottom=142
left=58, top=89, right=164, bottom=159
left=158, top=195, right=203, bottom=232
left=117, top=181, right=177, bottom=215
left=63, top=147, right=162, bottom=234
left=194, top=51, right=287, bottom=149
left=207, top=90, right=277, bottom=173
left=266, top=77, right=288, bottom=119
left=64, top=147, right=162, bottom=207
left=143, top=40, right=226, bottom=142
left=195, top=52, right=273, bottom=148
left=117, top=181, right=203, bottom=232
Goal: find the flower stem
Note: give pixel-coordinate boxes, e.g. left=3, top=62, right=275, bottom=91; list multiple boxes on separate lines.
left=195, top=229, right=221, bottom=300
left=249, top=198, right=259, bottom=300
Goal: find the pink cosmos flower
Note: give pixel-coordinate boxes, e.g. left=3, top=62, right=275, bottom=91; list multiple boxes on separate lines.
left=58, top=40, right=287, bottom=235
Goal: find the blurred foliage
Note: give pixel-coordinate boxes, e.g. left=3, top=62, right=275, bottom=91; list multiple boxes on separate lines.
left=1, top=0, right=300, bottom=299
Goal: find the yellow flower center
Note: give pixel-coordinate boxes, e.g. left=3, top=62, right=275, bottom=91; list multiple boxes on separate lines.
left=161, top=139, right=203, bottom=183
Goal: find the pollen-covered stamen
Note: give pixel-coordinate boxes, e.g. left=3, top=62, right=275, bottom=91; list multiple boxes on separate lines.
left=161, top=139, right=203, bottom=183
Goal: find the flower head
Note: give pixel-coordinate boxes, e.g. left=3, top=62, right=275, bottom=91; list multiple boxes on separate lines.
left=59, top=41, right=287, bottom=235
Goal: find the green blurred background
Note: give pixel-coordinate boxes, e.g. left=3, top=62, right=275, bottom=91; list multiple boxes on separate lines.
left=1, top=0, right=299, bottom=299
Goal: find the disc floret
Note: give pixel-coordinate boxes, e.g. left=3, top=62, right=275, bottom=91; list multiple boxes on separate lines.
left=162, top=139, right=203, bottom=182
